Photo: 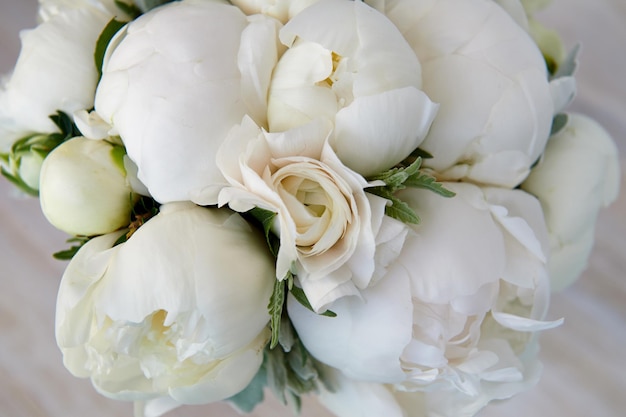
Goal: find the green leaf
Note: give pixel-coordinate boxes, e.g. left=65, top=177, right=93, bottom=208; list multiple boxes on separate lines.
left=404, top=171, right=456, bottom=198
left=95, top=18, right=126, bottom=79
left=264, top=327, right=324, bottom=412
left=0, top=165, right=39, bottom=196
left=383, top=193, right=421, bottom=224
left=244, top=207, right=279, bottom=257
left=290, top=286, right=337, bottom=317
left=114, top=0, right=142, bottom=18
left=227, top=364, right=267, bottom=413
left=268, top=276, right=288, bottom=349
left=550, top=113, right=568, bottom=136
left=134, top=0, right=176, bottom=12
left=49, top=111, right=81, bottom=139
left=368, top=157, right=422, bottom=186
left=52, top=237, right=91, bottom=260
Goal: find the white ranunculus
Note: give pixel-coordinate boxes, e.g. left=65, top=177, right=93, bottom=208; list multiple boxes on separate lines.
left=371, top=0, right=556, bottom=187
left=196, top=116, right=408, bottom=312
left=267, top=0, right=438, bottom=177
left=289, top=183, right=561, bottom=415
left=56, top=202, right=275, bottom=406
left=522, top=113, right=620, bottom=291
left=95, top=0, right=282, bottom=203
left=39, top=137, right=137, bottom=236
left=0, top=5, right=110, bottom=146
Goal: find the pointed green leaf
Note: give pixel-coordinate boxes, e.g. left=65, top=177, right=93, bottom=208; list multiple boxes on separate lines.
left=383, top=194, right=420, bottom=224
left=404, top=171, right=456, bottom=198
left=268, top=277, right=287, bottom=349
left=95, top=19, right=126, bottom=79
left=290, top=286, right=337, bottom=317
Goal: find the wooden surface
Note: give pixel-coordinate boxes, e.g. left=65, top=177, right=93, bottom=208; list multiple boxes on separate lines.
left=0, top=1, right=624, bottom=416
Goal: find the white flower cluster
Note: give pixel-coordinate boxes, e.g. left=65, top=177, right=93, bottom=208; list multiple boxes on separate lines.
left=0, top=0, right=620, bottom=416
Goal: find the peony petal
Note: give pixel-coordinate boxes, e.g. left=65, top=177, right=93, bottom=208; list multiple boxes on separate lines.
left=238, top=14, right=284, bottom=130
left=491, top=311, right=563, bottom=331
left=333, top=87, right=438, bottom=176
left=397, top=184, right=506, bottom=303
left=288, top=262, right=413, bottom=383
left=318, top=368, right=405, bottom=417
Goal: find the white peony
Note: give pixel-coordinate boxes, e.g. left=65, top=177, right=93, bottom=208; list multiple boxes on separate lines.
left=370, top=0, right=557, bottom=187
left=267, top=0, right=438, bottom=177
left=56, top=202, right=275, bottom=407
left=37, top=0, right=131, bottom=21
left=39, top=137, right=137, bottom=236
left=289, top=183, right=562, bottom=415
left=230, top=0, right=319, bottom=23
left=522, top=113, right=620, bottom=291
left=95, top=0, right=282, bottom=203
left=0, top=5, right=111, bottom=148
left=194, top=116, right=408, bottom=312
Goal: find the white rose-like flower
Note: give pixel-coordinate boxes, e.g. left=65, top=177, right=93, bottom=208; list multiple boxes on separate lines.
left=267, top=0, right=438, bottom=177
left=56, top=202, right=275, bottom=406
left=372, top=0, right=556, bottom=187
left=95, top=0, right=282, bottom=203
left=196, top=116, right=408, bottom=312
left=0, top=6, right=110, bottom=147
left=522, top=113, right=620, bottom=291
left=289, top=183, right=562, bottom=415
left=39, top=137, right=137, bottom=236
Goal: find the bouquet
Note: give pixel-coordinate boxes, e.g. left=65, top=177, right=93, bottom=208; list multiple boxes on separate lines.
left=0, top=0, right=620, bottom=416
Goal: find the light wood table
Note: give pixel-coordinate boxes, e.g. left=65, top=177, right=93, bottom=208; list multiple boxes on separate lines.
left=0, top=1, right=624, bottom=416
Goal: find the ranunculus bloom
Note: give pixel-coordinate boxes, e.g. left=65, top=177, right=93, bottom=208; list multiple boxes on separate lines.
left=289, top=183, right=562, bottom=415
left=95, top=0, right=282, bottom=203
left=195, top=116, right=408, bottom=312
left=267, top=0, right=438, bottom=177
left=56, top=203, right=275, bottom=406
left=39, top=137, right=137, bottom=236
left=371, top=0, right=556, bottom=187
left=0, top=5, right=110, bottom=147
left=522, top=113, right=620, bottom=291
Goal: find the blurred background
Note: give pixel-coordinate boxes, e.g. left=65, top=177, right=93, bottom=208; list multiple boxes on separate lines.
left=0, top=0, right=624, bottom=416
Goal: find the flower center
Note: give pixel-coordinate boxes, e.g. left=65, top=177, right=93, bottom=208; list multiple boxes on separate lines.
left=272, top=160, right=352, bottom=255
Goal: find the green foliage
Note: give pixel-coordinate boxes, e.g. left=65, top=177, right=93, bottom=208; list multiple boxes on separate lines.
left=95, top=19, right=127, bottom=79
left=134, top=0, right=177, bottom=13
left=114, top=0, right=142, bottom=19
left=0, top=111, right=79, bottom=196
left=53, top=236, right=91, bottom=260
left=229, top=318, right=331, bottom=413
left=550, top=113, right=569, bottom=136
left=244, top=207, right=280, bottom=257
left=49, top=111, right=82, bottom=140
left=367, top=157, right=455, bottom=224
left=268, top=273, right=291, bottom=349
left=290, top=286, right=336, bottom=318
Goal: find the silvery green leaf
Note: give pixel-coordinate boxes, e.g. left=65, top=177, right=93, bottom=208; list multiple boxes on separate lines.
left=550, top=113, right=569, bottom=136
left=227, top=365, right=267, bottom=413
